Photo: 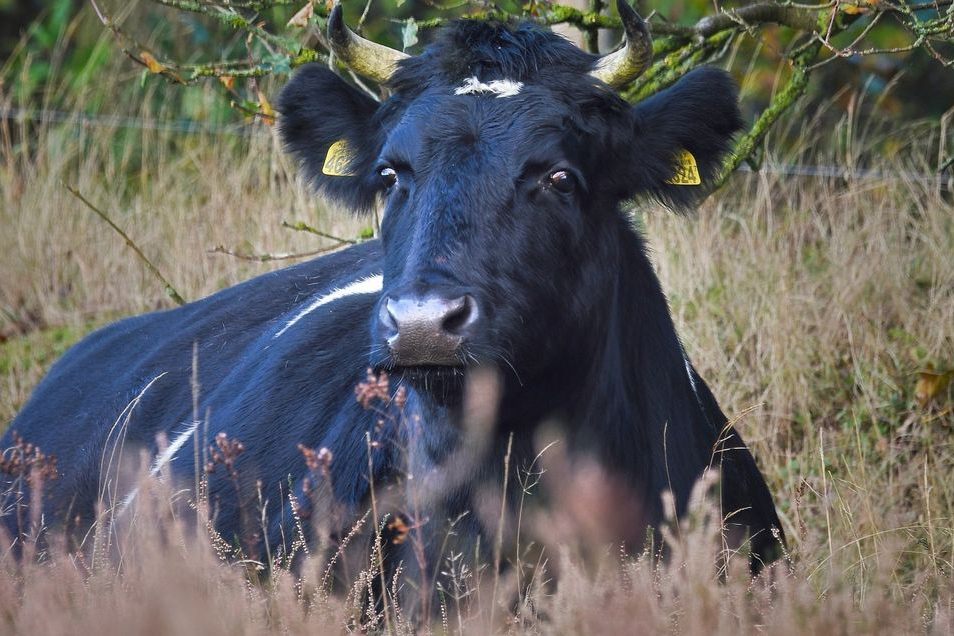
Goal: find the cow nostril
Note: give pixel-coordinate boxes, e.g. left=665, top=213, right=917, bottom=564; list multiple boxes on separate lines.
left=441, top=295, right=478, bottom=335
left=381, top=298, right=399, bottom=333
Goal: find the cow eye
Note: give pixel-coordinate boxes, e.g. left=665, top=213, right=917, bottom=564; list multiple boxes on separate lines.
left=379, top=166, right=398, bottom=189
left=546, top=169, right=575, bottom=194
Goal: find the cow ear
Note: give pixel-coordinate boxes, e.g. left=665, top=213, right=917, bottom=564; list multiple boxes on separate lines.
left=624, top=67, right=743, bottom=210
left=278, top=64, right=383, bottom=213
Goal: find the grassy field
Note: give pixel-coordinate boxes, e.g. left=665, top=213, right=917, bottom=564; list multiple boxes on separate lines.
left=2, top=36, right=953, bottom=633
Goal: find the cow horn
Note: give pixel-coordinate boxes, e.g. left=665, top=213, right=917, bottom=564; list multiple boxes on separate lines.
left=590, top=0, right=653, bottom=88
left=328, top=3, right=409, bottom=84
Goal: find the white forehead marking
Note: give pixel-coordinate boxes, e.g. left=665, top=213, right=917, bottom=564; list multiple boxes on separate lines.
left=273, top=273, right=383, bottom=339
left=454, top=76, right=523, bottom=98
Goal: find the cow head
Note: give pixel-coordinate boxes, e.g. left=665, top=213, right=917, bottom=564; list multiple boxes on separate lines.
left=279, top=1, right=742, bottom=403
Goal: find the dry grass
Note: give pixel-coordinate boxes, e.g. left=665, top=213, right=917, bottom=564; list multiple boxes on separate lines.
left=2, top=38, right=953, bottom=633
left=649, top=114, right=954, bottom=609
left=0, top=465, right=949, bottom=635
left=0, top=50, right=366, bottom=425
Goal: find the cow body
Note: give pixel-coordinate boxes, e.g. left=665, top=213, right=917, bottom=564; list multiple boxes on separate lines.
left=3, top=12, right=783, bottom=590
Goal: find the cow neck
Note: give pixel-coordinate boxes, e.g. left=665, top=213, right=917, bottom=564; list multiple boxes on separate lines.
left=564, top=216, right=689, bottom=480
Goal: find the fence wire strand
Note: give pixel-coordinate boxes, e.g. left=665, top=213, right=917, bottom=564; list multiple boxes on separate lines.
left=3, top=106, right=952, bottom=187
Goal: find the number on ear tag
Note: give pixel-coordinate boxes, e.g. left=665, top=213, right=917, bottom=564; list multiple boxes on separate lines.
left=666, top=149, right=701, bottom=186
left=322, top=139, right=356, bottom=177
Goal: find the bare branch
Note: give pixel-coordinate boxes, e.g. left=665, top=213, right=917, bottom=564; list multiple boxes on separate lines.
left=281, top=221, right=360, bottom=245
left=715, top=43, right=823, bottom=189
left=64, top=184, right=186, bottom=306
left=208, top=243, right=352, bottom=261
left=695, top=2, right=823, bottom=36
left=149, top=0, right=298, bottom=53
left=103, top=0, right=954, bottom=196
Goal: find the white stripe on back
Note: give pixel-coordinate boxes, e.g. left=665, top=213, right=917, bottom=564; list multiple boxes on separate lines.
left=151, top=421, right=199, bottom=475
left=273, top=273, right=383, bottom=339
left=123, top=273, right=384, bottom=511
left=120, top=421, right=199, bottom=511
left=684, top=356, right=699, bottom=400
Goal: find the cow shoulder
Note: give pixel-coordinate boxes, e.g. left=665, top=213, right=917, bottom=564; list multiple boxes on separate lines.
left=7, top=243, right=383, bottom=464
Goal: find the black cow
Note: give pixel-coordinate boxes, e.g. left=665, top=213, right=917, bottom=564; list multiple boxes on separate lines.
left=2, top=0, right=783, bottom=595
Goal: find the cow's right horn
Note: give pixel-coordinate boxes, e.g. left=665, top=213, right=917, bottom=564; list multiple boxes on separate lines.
left=589, top=0, right=653, bottom=88
left=328, top=3, right=410, bottom=84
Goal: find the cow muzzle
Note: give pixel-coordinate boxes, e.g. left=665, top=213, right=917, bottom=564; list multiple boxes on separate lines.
left=378, top=293, right=479, bottom=367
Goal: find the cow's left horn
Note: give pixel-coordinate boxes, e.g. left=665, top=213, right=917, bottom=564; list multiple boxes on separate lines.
left=328, top=3, right=409, bottom=84
left=589, top=0, right=653, bottom=88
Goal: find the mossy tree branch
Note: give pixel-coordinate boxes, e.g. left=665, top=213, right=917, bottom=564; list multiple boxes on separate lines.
left=105, top=0, right=953, bottom=193
left=714, top=42, right=823, bottom=190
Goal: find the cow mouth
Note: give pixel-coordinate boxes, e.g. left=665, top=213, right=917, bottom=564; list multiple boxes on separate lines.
left=388, top=364, right=465, bottom=380
left=384, top=363, right=467, bottom=402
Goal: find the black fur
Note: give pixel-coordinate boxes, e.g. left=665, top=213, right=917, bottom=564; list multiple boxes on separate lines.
left=3, top=19, right=782, bottom=599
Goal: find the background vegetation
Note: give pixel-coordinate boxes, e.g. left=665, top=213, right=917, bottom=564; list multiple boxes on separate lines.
left=1, top=0, right=953, bottom=633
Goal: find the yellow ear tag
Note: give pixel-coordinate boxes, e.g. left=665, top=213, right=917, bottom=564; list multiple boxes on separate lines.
left=322, top=139, right=356, bottom=177
left=666, top=149, right=701, bottom=186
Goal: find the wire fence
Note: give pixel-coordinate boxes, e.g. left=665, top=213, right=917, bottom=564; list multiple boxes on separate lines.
left=3, top=106, right=952, bottom=187
left=735, top=162, right=953, bottom=188
left=1, top=106, right=256, bottom=137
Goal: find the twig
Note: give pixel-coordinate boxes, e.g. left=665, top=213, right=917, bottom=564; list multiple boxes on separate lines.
left=715, top=42, right=822, bottom=190
left=150, top=0, right=298, bottom=53
left=227, top=98, right=275, bottom=124
left=365, top=431, right=394, bottom=634
left=585, top=0, right=604, bottom=54
left=281, top=220, right=359, bottom=244
left=98, top=0, right=952, bottom=198
left=208, top=243, right=350, bottom=261
left=90, top=0, right=187, bottom=84
left=192, top=0, right=302, bottom=7
left=694, top=2, right=823, bottom=36
left=64, top=183, right=186, bottom=305
left=489, top=432, right=513, bottom=628
left=625, top=29, right=737, bottom=101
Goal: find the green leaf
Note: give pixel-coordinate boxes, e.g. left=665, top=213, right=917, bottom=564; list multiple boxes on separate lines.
left=402, top=18, right=418, bottom=52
